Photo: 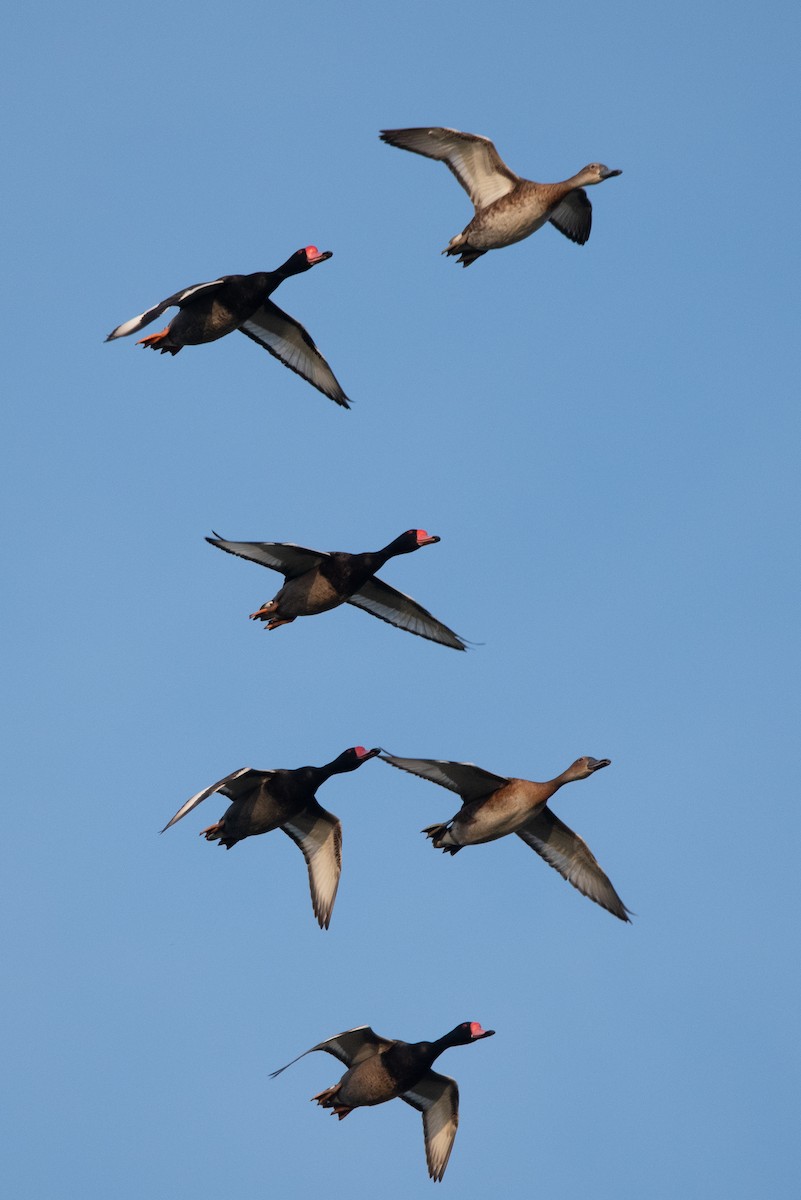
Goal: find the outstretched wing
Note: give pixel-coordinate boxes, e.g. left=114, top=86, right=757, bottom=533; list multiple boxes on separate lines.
left=380, top=127, right=519, bottom=210
left=401, top=1069, right=460, bottom=1182
left=548, top=189, right=592, bottom=244
left=105, top=279, right=226, bottom=341
left=239, top=300, right=350, bottom=408
left=347, top=577, right=466, bottom=650
left=206, top=534, right=329, bottom=580
left=380, top=754, right=508, bottom=804
left=270, top=1026, right=391, bottom=1078
left=281, top=801, right=343, bottom=931
left=516, top=806, right=631, bottom=921
left=160, top=767, right=264, bottom=833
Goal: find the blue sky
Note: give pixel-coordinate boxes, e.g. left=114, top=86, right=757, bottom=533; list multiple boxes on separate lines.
left=4, top=1, right=799, bottom=1196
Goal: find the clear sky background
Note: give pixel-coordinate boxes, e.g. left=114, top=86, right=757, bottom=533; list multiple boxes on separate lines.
left=4, top=1, right=799, bottom=1196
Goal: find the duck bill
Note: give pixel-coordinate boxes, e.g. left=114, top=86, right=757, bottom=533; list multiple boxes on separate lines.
left=602, top=168, right=622, bottom=179
left=587, top=757, right=612, bottom=772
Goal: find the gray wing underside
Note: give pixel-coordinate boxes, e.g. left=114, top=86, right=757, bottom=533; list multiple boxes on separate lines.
left=401, top=1069, right=460, bottom=1182
left=549, top=188, right=592, bottom=244
left=379, top=754, right=509, bottom=804
left=269, top=1026, right=392, bottom=1078
left=281, top=802, right=343, bottom=931
left=380, top=127, right=519, bottom=210
left=516, top=806, right=631, bottom=921
left=160, top=766, right=266, bottom=833
left=239, top=300, right=350, bottom=408
left=105, top=279, right=226, bottom=341
left=206, top=535, right=329, bottom=580
left=348, top=577, right=467, bottom=650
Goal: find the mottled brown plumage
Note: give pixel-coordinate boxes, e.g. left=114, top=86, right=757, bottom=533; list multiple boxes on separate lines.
left=380, top=127, right=621, bottom=265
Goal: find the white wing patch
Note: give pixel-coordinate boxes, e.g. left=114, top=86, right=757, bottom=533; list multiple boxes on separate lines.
left=348, top=577, right=467, bottom=650
left=106, top=279, right=226, bottom=340
left=269, top=1026, right=389, bottom=1078
left=160, top=766, right=255, bottom=833
left=282, top=804, right=343, bottom=930
left=239, top=300, right=350, bottom=408
left=206, top=536, right=329, bottom=579
left=402, top=1070, right=460, bottom=1181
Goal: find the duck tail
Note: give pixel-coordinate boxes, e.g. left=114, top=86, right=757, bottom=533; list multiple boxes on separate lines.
left=200, top=821, right=237, bottom=849
left=422, top=823, right=460, bottom=854
left=312, top=1084, right=342, bottom=1109
left=442, top=238, right=484, bottom=267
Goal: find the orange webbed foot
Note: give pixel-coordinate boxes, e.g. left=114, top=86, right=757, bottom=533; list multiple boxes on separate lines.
left=249, top=601, right=278, bottom=621
left=266, top=617, right=295, bottom=631
left=137, top=325, right=171, bottom=349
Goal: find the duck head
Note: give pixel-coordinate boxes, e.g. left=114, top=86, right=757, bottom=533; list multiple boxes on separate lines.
left=335, top=746, right=382, bottom=772
left=386, top=529, right=441, bottom=556
left=446, top=1021, right=496, bottom=1046
left=280, top=246, right=334, bottom=276
left=579, top=163, right=622, bottom=185
left=565, top=756, right=612, bottom=781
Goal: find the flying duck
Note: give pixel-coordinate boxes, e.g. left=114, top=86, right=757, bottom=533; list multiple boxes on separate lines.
left=106, top=246, right=349, bottom=407
left=380, top=127, right=621, bottom=266
left=270, top=1021, right=495, bottom=1180
left=160, top=746, right=380, bottom=929
left=380, top=753, right=630, bottom=920
left=206, top=529, right=467, bottom=650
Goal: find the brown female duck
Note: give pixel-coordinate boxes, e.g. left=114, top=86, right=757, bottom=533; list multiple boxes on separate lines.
left=106, top=246, right=349, bottom=406
left=160, top=746, right=380, bottom=929
left=380, top=753, right=630, bottom=920
left=270, top=1021, right=495, bottom=1180
left=206, top=528, right=467, bottom=649
left=380, top=127, right=621, bottom=266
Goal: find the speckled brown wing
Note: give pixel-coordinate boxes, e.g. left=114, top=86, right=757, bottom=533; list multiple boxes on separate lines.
left=516, top=806, right=631, bottom=921
left=380, top=127, right=520, bottom=210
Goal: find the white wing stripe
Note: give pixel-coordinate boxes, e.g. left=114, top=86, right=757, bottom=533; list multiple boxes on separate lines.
left=160, top=767, right=253, bottom=832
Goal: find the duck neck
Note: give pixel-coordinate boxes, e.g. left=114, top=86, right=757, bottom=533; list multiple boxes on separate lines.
left=542, top=774, right=569, bottom=798
left=275, top=253, right=309, bottom=281
left=373, top=533, right=418, bottom=569
left=315, top=752, right=357, bottom=784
